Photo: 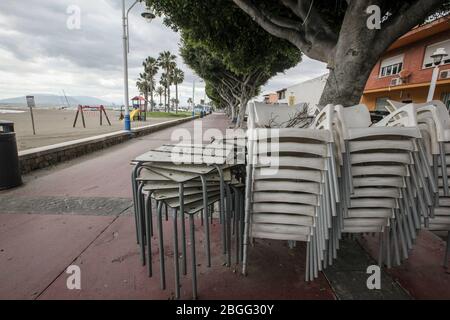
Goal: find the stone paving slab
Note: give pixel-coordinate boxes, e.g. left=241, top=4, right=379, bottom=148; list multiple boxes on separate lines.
left=323, top=239, right=410, bottom=300
left=0, top=196, right=132, bottom=216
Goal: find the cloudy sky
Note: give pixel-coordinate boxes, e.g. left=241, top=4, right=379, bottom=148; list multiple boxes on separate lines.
left=0, top=0, right=328, bottom=105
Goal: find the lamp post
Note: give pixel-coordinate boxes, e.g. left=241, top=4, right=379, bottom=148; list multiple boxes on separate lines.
left=122, top=0, right=155, bottom=131
left=427, top=48, right=448, bottom=102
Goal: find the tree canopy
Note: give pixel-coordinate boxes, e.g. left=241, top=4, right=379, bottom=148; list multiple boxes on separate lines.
left=146, top=0, right=302, bottom=125
left=232, top=0, right=450, bottom=105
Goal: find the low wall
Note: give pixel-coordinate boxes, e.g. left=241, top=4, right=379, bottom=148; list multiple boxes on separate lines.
left=18, top=116, right=197, bottom=174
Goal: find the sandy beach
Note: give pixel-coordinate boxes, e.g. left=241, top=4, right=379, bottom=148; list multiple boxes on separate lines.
left=0, top=108, right=174, bottom=151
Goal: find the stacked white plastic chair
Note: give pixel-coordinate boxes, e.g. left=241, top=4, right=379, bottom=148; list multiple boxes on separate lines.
left=376, top=101, right=449, bottom=267
left=415, top=101, right=450, bottom=267
left=243, top=102, right=339, bottom=281
left=327, top=104, right=427, bottom=267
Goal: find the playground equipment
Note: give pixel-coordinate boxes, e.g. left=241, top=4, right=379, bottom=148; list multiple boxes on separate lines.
left=73, top=105, right=112, bottom=128
left=131, top=96, right=147, bottom=121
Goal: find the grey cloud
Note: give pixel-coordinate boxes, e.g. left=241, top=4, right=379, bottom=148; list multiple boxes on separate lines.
left=0, top=0, right=325, bottom=104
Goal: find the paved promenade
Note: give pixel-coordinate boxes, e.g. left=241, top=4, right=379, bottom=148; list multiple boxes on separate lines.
left=0, top=113, right=448, bottom=299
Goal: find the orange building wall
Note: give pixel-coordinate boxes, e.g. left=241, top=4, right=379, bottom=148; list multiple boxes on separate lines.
left=362, top=26, right=450, bottom=111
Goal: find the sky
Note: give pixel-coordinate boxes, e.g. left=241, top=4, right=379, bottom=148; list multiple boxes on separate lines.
left=0, top=0, right=328, bottom=105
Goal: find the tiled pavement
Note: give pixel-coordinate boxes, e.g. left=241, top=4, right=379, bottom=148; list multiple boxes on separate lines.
left=0, top=114, right=448, bottom=299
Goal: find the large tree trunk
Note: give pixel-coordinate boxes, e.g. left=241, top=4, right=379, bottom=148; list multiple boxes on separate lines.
left=319, top=1, right=391, bottom=107
left=319, top=47, right=382, bottom=107
left=236, top=96, right=249, bottom=128
left=230, top=103, right=236, bottom=121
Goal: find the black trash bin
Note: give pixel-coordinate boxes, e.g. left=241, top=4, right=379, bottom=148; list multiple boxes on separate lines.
left=0, top=120, right=22, bottom=190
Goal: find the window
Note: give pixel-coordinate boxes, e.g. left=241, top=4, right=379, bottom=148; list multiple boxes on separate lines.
left=277, top=90, right=286, bottom=100
left=423, top=39, right=450, bottom=69
left=379, top=55, right=404, bottom=78
left=442, top=92, right=450, bottom=110
left=375, top=97, right=389, bottom=112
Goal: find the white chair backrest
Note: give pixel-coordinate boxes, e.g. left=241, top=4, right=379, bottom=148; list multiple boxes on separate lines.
left=416, top=101, right=450, bottom=141
left=312, top=104, right=334, bottom=131
left=334, top=104, right=372, bottom=139
left=387, top=100, right=406, bottom=111
left=375, top=103, right=418, bottom=128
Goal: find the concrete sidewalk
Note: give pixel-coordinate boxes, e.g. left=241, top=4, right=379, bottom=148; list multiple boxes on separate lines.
left=0, top=113, right=448, bottom=299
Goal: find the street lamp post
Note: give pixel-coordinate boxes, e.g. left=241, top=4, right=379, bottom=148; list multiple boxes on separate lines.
left=122, top=0, right=155, bottom=131
left=427, top=48, right=448, bottom=102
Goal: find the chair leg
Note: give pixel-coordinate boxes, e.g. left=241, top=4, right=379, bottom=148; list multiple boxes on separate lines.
left=131, top=164, right=141, bottom=244
left=189, top=214, right=198, bottom=299
left=440, top=142, right=449, bottom=197
left=386, top=227, right=391, bottom=269
left=444, top=231, right=450, bottom=269
left=179, top=184, right=187, bottom=276
left=173, top=209, right=180, bottom=299
left=378, top=232, right=384, bottom=268
left=137, top=183, right=146, bottom=266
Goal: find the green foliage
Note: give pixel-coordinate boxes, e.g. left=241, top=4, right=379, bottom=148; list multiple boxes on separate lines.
left=146, top=0, right=301, bottom=77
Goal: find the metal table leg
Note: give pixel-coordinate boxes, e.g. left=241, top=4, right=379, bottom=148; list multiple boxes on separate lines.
left=157, top=201, right=166, bottom=290
left=200, top=175, right=211, bottom=268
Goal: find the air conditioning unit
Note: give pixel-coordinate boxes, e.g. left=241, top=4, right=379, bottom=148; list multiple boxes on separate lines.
left=390, top=78, right=403, bottom=86
left=440, top=70, right=450, bottom=80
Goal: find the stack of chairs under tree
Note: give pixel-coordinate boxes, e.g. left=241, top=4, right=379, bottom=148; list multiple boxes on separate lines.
left=319, top=104, right=430, bottom=267
left=131, top=138, right=246, bottom=299
left=375, top=100, right=450, bottom=267
left=242, top=103, right=341, bottom=281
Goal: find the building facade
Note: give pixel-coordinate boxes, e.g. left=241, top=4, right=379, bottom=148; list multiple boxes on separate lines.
left=277, top=74, right=329, bottom=107
left=361, top=16, right=450, bottom=111
left=263, top=93, right=278, bottom=104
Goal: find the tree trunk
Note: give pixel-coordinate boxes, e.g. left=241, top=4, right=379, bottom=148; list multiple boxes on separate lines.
left=150, top=90, right=154, bottom=112
left=175, top=84, right=179, bottom=114
left=167, top=84, right=171, bottom=113
left=164, top=88, right=167, bottom=112
left=236, top=96, right=249, bottom=128
left=144, top=92, right=148, bottom=121
left=319, top=53, right=379, bottom=107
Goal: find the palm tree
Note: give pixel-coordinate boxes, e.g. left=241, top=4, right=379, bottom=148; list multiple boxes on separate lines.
left=136, top=73, right=150, bottom=118
left=156, top=86, right=164, bottom=109
left=142, top=57, right=159, bottom=112
left=172, top=68, right=184, bottom=114
left=160, top=73, right=168, bottom=112
left=158, top=51, right=177, bottom=112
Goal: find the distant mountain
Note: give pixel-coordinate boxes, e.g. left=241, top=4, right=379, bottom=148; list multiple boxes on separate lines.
left=0, top=94, right=113, bottom=107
